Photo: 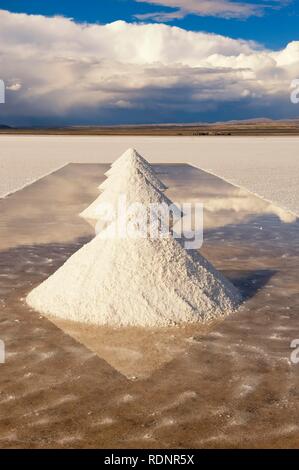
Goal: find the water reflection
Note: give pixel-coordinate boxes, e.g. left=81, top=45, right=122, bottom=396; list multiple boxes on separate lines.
left=1, top=163, right=299, bottom=448
left=160, top=164, right=297, bottom=231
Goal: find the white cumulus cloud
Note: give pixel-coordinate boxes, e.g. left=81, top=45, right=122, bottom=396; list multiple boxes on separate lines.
left=0, top=9, right=298, bottom=124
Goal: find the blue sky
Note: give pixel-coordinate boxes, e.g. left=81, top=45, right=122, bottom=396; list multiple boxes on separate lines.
left=0, top=1, right=298, bottom=125
left=0, top=0, right=298, bottom=49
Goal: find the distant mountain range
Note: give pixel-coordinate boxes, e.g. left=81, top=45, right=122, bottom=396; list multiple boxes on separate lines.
left=1, top=119, right=299, bottom=135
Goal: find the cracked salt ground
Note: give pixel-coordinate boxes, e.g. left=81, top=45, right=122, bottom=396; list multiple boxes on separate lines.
left=1, top=162, right=299, bottom=448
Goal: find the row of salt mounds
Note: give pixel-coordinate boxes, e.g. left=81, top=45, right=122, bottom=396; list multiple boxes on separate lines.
left=26, top=148, right=241, bottom=327
left=108, top=148, right=165, bottom=185
left=80, top=150, right=174, bottom=222
left=101, top=148, right=167, bottom=192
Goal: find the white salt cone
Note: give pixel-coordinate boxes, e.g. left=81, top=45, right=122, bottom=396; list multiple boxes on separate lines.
left=103, top=148, right=167, bottom=192
left=26, top=220, right=241, bottom=327
left=80, top=166, right=181, bottom=222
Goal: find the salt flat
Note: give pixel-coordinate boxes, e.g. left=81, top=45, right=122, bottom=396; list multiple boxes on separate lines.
left=0, top=135, right=298, bottom=215
left=1, top=162, right=299, bottom=447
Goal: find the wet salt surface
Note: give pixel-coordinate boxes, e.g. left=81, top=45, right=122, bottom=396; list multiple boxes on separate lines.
left=0, top=163, right=299, bottom=448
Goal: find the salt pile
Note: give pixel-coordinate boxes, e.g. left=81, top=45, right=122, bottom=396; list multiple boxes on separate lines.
left=26, top=224, right=240, bottom=327
left=101, top=148, right=167, bottom=192
left=26, top=148, right=241, bottom=327
left=109, top=148, right=157, bottom=174
left=80, top=175, right=181, bottom=221
left=80, top=150, right=173, bottom=221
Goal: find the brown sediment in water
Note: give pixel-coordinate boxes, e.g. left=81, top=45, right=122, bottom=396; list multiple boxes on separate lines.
left=0, top=163, right=299, bottom=448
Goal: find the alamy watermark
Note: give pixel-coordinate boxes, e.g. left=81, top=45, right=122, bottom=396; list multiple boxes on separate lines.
left=0, top=339, right=5, bottom=364
left=0, top=79, right=5, bottom=104
left=290, top=79, right=299, bottom=104
left=290, top=339, right=299, bottom=364
left=93, top=195, right=204, bottom=249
